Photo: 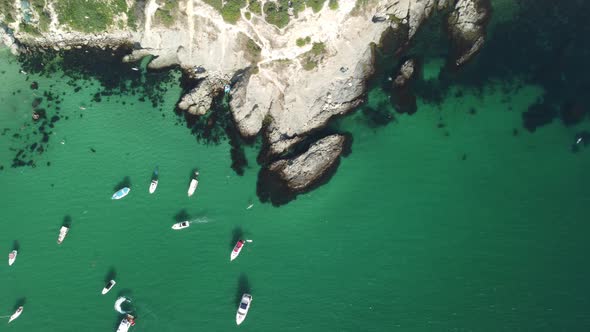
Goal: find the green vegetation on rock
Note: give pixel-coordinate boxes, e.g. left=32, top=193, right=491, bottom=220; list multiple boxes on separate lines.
left=55, top=0, right=125, bottom=32
left=154, top=0, right=178, bottom=27
left=248, top=0, right=262, bottom=15
left=296, top=36, right=311, bottom=47
left=263, top=0, right=290, bottom=29
left=328, top=0, right=338, bottom=10
left=30, top=0, right=51, bottom=32
left=301, top=42, right=326, bottom=71
left=0, top=0, right=16, bottom=23
left=203, top=0, right=248, bottom=24
left=306, top=0, right=326, bottom=13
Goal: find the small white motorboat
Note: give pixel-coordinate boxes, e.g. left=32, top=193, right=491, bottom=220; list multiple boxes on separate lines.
left=230, top=240, right=245, bottom=261
left=112, top=187, right=131, bottom=200
left=57, top=226, right=69, bottom=244
left=8, top=250, right=17, bottom=266
left=8, top=306, right=23, bottom=323
left=236, top=293, right=252, bottom=325
left=116, top=314, right=135, bottom=332
left=101, top=279, right=116, bottom=295
left=187, top=171, right=199, bottom=197
left=172, top=221, right=190, bottom=230
left=149, top=167, right=159, bottom=194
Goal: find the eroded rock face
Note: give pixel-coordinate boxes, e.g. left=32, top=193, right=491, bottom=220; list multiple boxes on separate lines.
left=257, top=134, right=347, bottom=205
left=447, top=0, right=492, bottom=68
left=177, top=75, right=229, bottom=116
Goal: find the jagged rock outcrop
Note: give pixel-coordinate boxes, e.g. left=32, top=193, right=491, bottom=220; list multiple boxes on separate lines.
left=447, top=0, right=492, bottom=68
left=0, top=27, right=19, bottom=55
left=391, top=58, right=419, bottom=114
left=177, top=75, right=229, bottom=115
left=267, top=134, right=346, bottom=192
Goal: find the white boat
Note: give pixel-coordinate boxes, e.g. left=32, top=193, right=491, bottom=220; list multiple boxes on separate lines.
left=149, top=167, right=159, bottom=194
left=172, top=221, right=190, bottom=230
left=230, top=240, right=245, bottom=261
left=187, top=171, right=199, bottom=197
left=101, top=279, right=116, bottom=295
left=8, top=306, right=23, bottom=323
left=8, top=250, right=17, bottom=266
left=236, top=293, right=252, bottom=325
left=116, top=314, right=135, bottom=332
left=57, top=226, right=69, bottom=244
left=149, top=179, right=158, bottom=194
left=112, top=187, right=130, bottom=200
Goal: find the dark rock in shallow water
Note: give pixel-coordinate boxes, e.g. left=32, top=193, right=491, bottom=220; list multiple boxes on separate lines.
left=561, top=101, right=587, bottom=126
left=391, top=58, right=418, bottom=115
left=30, top=81, right=39, bottom=90
left=522, top=101, right=558, bottom=132
left=447, top=0, right=492, bottom=68
left=257, top=135, right=347, bottom=206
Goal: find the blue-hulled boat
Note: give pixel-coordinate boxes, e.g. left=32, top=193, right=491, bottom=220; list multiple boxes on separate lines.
left=112, top=187, right=130, bottom=200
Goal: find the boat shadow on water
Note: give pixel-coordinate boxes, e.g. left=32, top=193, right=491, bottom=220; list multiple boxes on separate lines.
left=12, top=240, right=19, bottom=251
left=174, top=209, right=190, bottom=223
left=62, top=215, right=72, bottom=228
left=113, top=177, right=131, bottom=191
left=14, top=297, right=26, bottom=310
left=230, top=227, right=244, bottom=250
left=234, top=274, right=251, bottom=306
left=104, top=267, right=116, bottom=283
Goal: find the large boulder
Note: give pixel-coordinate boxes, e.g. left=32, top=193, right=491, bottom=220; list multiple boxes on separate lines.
left=447, top=0, right=492, bottom=68
left=177, top=75, right=229, bottom=116
left=257, top=134, right=347, bottom=205
left=391, top=58, right=418, bottom=114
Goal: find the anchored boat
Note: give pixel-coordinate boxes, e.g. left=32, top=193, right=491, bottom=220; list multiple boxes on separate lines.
left=57, top=226, right=69, bottom=244
left=187, top=171, right=199, bottom=197
left=116, top=314, right=135, bottom=332
left=112, top=187, right=130, bottom=200
left=8, top=306, right=23, bottom=323
left=172, top=221, right=190, bottom=230
left=236, top=293, right=252, bottom=325
left=230, top=240, right=245, bottom=261
left=8, top=250, right=17, bottom=266
left=149, top=167, right=159, bottom=194
left=102, top=279, right=116, bottom=295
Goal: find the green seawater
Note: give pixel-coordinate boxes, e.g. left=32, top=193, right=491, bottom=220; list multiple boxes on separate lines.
left=2, top=16, right=590, bottom=332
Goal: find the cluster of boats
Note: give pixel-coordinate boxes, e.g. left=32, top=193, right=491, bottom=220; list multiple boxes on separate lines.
left=5, top=166, right=256, bottom=328
left=111, top=168, right=200, bottom=200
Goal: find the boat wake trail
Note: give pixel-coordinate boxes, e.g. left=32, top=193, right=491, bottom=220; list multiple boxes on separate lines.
left=114, top=297, right=131, bottom=314
left=189, top=217, right=210, bottom=224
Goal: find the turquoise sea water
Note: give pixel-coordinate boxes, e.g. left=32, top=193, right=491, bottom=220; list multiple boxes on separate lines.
left=2, top=4, right=590, bottom=331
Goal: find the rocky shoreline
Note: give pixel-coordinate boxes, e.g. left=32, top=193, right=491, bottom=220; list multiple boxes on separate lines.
left=1, top=0, right=491, bottom=204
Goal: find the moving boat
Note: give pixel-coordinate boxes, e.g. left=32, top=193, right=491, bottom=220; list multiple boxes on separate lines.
left=172, top=221, right=190, bottom=230
left=235, top=293, right=252, bottom=325
left=230, top=240, right=245, bottom=261
left=149, top=167, right=158, bottom=194
left=57, top=226, right=69, bottom=244
left=8, top=250, right=17, bottom=266
left=101, top=279, right=116, bottom=295
left=112, top=187, right=131, bottom=200
left=187, top=171, right=199, bottom=197
left=116, top=314, right=135, bottom=332
left=8, top=306, right=23, bottom=323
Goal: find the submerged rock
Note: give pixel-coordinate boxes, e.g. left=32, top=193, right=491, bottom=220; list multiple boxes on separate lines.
left=447, top=0, right=492, bottom=68
left=268, top=134, right=346, bottom=192
left=391, top=58, right=418, bottom=114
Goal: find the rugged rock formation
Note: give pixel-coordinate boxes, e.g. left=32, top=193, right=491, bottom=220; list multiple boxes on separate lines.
left=447, top=0, right=492, bottom=68
left=177, top=75, right=229, bottom=116
left=268, top=134, right=346, bottom=192
left=257, top=134, right=347, bottom=205
left=391, top=58, right=419, bottom=114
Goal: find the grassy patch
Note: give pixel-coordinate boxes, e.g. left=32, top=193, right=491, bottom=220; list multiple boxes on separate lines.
left=154, top=0, right=178, bottom=27
left=328, top=0, right=338, bottom=10
left=244, top=11, right=251, bottom=20
left=305, top=0, right=326, bottom=13
left=263, top=0, right=290, bottom=29
left=351, top=0, right=376, bottom=15
left=203, top=0, right=247, bottom=24
left=55, top=0, right=120, bottom=32
left=248, top=0, right=261, bottom=15
left=296, top=36, right=311, bottom=47
left=301, top=42, right=327, bottom=71
left=29, top=0, right=51, bottom=32
left=0, top=0, right=16, bottom=23
left=19, top=22, right=40, bottom=35
left=127, top=2, right=138, bottom=30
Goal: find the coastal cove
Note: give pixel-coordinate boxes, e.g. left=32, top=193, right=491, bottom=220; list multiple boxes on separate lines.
left=2, top=40, right=590, bottom=332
